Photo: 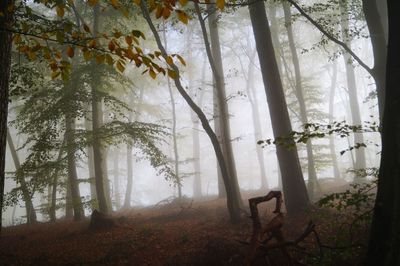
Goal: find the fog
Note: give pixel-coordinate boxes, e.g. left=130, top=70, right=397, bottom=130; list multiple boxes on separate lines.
left=2, top=0, right=382, bottom=226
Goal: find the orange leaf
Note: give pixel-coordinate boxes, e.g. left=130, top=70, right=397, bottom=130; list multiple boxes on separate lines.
left=216, top=0, right=225, bottom=10
left=162, top=7, right=171, bottom=19
left=66, top=46, right=74, bottom=58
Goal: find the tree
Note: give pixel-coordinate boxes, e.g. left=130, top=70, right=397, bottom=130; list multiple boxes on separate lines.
left=248, top=0, right=310, bottom=213
left=0, top=0, right=15, bottom=232
left=365, top=1, right=400, bottom=264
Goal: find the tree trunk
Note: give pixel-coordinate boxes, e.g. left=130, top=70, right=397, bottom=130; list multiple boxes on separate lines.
left=141, top=0, right=241, bottom=222
left=283, top=2, right=318, bottom=200
left=113, top=149, right=121, bottom=210
left=91, top=4, right=111, bottom=214
left=84, top=112, right=97, bottom=205
left=49, top=137, right=65, bottom=222
left=0, top=0, right=14, bottom=233
left=205, top=1, right=242, bottom=205
left=328, top=62, right=341, bottom=179
left=340, top=1, right=367, bottom=175
left=65, top=115, right=83, bottom=220
left=366, top=2, right=400, bottom=264
left=362, top=0, right=387, bottom=118
left=7, top=129, right=37, bottom=223
left=245, top=50, right=268, bottom=190
left=248, top=0, right=310, bottom=214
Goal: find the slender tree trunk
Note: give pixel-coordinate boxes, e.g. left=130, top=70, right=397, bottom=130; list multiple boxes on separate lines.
left=7, top=129, right=37, bottom=223
left=65, top=115, right=83, bottom=220
left=84, top=113, right=97, bottom=205
left=163, top=27, right=182, bottom=198
left=245, top=50, right=268, bottom=190
left=91, top=4, right=110, bottom=214
left=49, top=138, right=65, bottom=222
left=204, top=1, right=242, bottom=205
left=340, top=1, right=367, bottom=175
left=65, top=182, right=73, bottom=218
left=366, top=2, right=400, bottom=264
left=328, top=63, right=341, bottom=179
left=141, top=0, right=241, bottom=222
left=283, top=2, right=318, bottom=200
left=124, top=88, right=144, bottom=208
left=113, top=149, right=121, bottom=209
left=0, top=0, right=14, bottom=233
left=248, top=0, right=309, bottom=214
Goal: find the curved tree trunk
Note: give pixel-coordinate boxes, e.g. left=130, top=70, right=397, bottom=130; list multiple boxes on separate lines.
left=248, top=0, right=309, bottom=214
left=141, top=0, right=241, bottom=222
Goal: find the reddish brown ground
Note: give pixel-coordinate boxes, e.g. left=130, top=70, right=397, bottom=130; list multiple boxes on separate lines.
left=0, top=188, right=364, bottom=266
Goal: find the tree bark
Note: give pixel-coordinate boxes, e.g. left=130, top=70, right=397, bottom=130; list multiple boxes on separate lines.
left=283, top=2, right=318, bottom=200
left=366, top=2, right=400, bottom=264
left=84, top=111, right=97, bottom=204
left=340, top=1, right=367, bottom=174
left=248, top=0, right=309, bottom=214
left=65, top=115, right=83, bottom=220
left=141, top=0, right=241, bottom=222
left=113, top=149, right=121, bottom=209
left=0, top=0, right=14, bottom=233
left=7, top=129, right=37, bottom=223
left=204, top=1, right=242, bottom=205
left=328, top=63, right=341, bottom=179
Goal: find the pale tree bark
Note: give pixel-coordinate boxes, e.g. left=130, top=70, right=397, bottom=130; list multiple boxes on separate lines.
left=84, top=111, right=97, bottom=204
left=328, top=62, right=341, bottom=179
left=248, top=0, right=309, bottom=214
left=49, top=137, right=65, bottom=222
left=204, top=1, right=242, bottom=204
left=7, top=129, right=37, bottom=223
left=340, top=1, right=366, bottom=174
left=0, top=0, right=14, bottom=233
left=141, top=0, right=241, bottom=222
left=113, top=149, right=121, bottom=209
left=65, top=115, right=83, bottom=220
left=283, top=2, right=318, bottom=200
left=91, top=4, right=111, bottom=214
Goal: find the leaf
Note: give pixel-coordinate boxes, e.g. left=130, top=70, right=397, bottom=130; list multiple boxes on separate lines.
left=149, top=68, right=157, bottom=79
left=83, top=50, right=92, bottom=61
left=179, top=0, right=188, bottom=6
left=96, top=54, right=105, bottom=64
left=56, top=5, right=65, bottom=17
left=88, top=39, right=97, bottom=48
left=27, top=51, right=37, bottom=61
left=83, top=24, right=91, bottom=33
left=51, top=71, right=61, bottom=79
left=176, top=54, right=186, bottom=66
left=176, top=10, right=188, bottom=24
left=167, top=69, right=178, bottom=79
left=133, top=0, right=141, bottom=6
left=88, top=0, right=99, bottom=6
left=108, top=41, right=116, bottom=51
left=125, top=36, right=133, bottom=46
left=156, top=5, right=163, bottom=19
left=116, top=61, right=125, bottom=73
left=216, top=0, right=225, bottom=10
left=110, top=0, right=119, bottom=8
left=66, top=46, right=74, bottom=58
left=166, top=56, right=173, bottom=66
left=106, top=54, right=114, bottom=65
left=13, top=34, right=22, bottom=44
left=162, top=7, right=171, bottom=19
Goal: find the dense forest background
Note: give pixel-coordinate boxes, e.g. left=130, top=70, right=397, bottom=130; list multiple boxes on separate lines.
left=0, top=0, right=398, bottom=265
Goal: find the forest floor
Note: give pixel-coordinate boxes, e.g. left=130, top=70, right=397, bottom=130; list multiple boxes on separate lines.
left=0, top=185, right=368, bottom=266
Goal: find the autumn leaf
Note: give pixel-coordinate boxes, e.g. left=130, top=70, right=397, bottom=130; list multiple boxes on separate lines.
left=125, top=36, right=133, bottom=46
left=110, top=0, right=120, bottom=8
left=66, top=46, right=74, bottom=58
left=149, top=68, right=157, bottom=79
left=51, top=71, right=61, bottom=79
left=83, top=24, right=91, bottom=33
left=88, top=0, right=99, bottom=7
left=56, top=5, right=65, bottom=17
left=108, top=41, right=116, bottom=51
left=175, top=54, right=186, bottom=66
left=179, top=0, right=188, bottom=6
left=216, top=0, right=225, bottom=10
left=106, top=54, right=114, bottom=65
left=88, top=39, right=97, bottom=48
left=166, top=56, right=173, bottom=66
left=116, top=61, right=125, bottom=73
left=96, top=54, right=105, bottom=64
left=162, top=7, right=171, bottom=19
left=83, top=50, right=92, bottom=61
left=176, top=10, right=189, bottom=24
left=156, top=5, right=163, bottom=19
left=133, top=0, right=141, bottom=6
left=167, top=69, right=178, bottom=79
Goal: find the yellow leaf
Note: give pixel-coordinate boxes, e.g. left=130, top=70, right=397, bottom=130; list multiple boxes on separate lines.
left=83, top=50, right=92, bottom=61
left=154, top=51, right=161, bottom=58
left=108, top=41, right=116, bottom=51
left=88, top=39, right=97, bottom=48
left=179, top=0, right=188, bottom=6
left=156, top=5, right=163, bottom=19
left=133, top=0, right=141, bottom=6
left=167, top=69, right=178, bottom=79
left=116, top=61, right=125, bottom=73
left=28, top=51, right=37, bottom=61
left=51, top=71, right=61, bottom=79
left=96, top=54, right=105, bottom=64
left=106, top=54, right=114, bottom=65
left=176, top=54, right=186, bottom=66
left=166, top=56, right=173, bottom=66
left=66, top=46, right=74, bottom=58
left=216, top=0, right=225, bottom=10
left=13, top=34, right=22, bottom=44
left=56, top=5, right=65, bottom=17
left=88, top=0, right=98, bottom=7
left=110, top=0, right=119, bottom=8
left=176, top=10, right=188, bottom=24
left=149, top=68, right=156, bottom=79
